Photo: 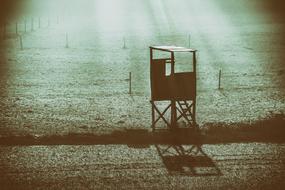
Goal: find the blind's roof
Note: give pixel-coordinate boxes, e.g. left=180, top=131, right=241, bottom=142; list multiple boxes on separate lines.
left=150, top=45, right=196, bottom=52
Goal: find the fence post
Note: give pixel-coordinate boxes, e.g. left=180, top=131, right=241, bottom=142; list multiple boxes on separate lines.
left=24, top=18, right=27, bottom=32
left=31, top=17, right=34, bottom=31
left=65, top=33, right=69, bottom=48
left=218, top=69, right=222, bottom=90
left=19, top=35, right=23, bottom=50
left=38, top=17, right=41, bottom=28
left=129, top=72, right=132, bottom=95
left=123, top=37, right=126, bottom=49
left=15, top=22, right=18, bottom=35
left=188, top=34, right=191, bottom=48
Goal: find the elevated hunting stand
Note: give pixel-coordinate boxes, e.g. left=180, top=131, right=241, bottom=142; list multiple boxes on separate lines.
left=150, top=46, right=197, bottom=131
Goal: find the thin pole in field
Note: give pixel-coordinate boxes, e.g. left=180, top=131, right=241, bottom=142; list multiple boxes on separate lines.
left=65, top=33, right=69, bottom=48
left=19, top=35, right=23, bottom=50
left=188, top=34, right=191, bottom=48
left=123, top=37, right=126, bottom=49
left=31, top=18, right=34, bottom=31
left=15, top=22, right=18, bottom=35
left=24, top=18, right=27, bottom=32
left=38, top=17, right=41, bottom=28
left=129, top=72, right=132, bottom=95
left=218, top=69, right=222, bottom=90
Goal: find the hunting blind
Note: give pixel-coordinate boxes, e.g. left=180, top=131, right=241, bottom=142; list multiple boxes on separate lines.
left=149, top=46, right=197, bottom=131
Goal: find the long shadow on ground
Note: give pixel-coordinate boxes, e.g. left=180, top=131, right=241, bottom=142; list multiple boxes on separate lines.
left=0, top=113, right=284, bottom=177
left=0, top=113, right=284, bottom=146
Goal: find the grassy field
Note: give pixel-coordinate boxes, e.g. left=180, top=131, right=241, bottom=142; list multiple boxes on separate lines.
left=1, top=0, right=285, bottom=137
left=0, top=1, right=285, bottom=189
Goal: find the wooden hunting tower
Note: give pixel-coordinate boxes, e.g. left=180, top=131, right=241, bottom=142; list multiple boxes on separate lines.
left=150, top=46, right=197, bottom=131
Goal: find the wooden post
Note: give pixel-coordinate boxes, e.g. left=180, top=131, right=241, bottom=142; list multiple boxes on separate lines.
left=150, top=48, right=155, bottom=131
left=15, top=22, right=18, bottom=35
left=31, top=18, right=34, bottom=31
left=193, top=51, right=197, bottom=126
left=150, top=48, right=153, bottom=100
left=129, top=72, right=132, bottom=95
left=24, top=18, right=27, bottom=32
left=38, top=17, right=41, bottom=28
left=123, top=37, right=126, bottom=49
left=188, top=34, right=191, bottom=48
left=170, top=52, right=176, bottom=129
left=65, top=33, right=69, bottom=48
left=19, top=35, right=23, bottom=50
left=218, top=69, right=222, bottom=90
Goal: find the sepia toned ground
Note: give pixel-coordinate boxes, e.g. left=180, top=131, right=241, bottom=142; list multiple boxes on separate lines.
left=0, top=143, right=285, bottom=189
left=0, top=0, right=285, bottom=189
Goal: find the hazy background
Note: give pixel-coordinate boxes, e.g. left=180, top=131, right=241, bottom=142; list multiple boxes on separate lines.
left=0, top=0, right=285, bottom=136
